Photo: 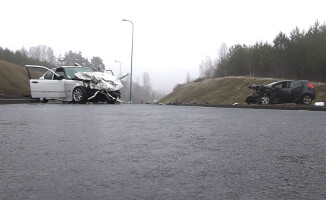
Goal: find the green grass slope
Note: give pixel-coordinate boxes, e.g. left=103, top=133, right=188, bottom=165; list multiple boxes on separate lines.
left=158, top=76, right=326, bottom=105
left=0, top=60, right=32, bottom=98
left=0, top=59, right=43, bottom=99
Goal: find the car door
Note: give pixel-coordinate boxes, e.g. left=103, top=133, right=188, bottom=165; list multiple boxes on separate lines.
left=29, top=70, right=66, bottom=98
left=289, top=80, right=303, bottom=101
left=274, top=81, right=292, bottom=103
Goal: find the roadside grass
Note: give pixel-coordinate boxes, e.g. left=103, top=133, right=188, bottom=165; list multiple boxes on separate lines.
left=0, top=60, right=42, bottom=98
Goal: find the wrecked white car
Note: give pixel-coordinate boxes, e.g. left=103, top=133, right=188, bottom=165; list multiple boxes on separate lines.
left=25, top=64, right=128, bottom=104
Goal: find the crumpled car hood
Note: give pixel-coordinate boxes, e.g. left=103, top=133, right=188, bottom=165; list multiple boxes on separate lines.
left=75, top=72, right=123, bottom=91
left=248, top=84, right=272, bottom=90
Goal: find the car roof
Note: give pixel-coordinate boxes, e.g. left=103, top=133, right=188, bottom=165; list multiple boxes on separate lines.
left=267, top=80, right=312, bottom=86
left=270, top=80, right=295, bottom=84
left=51, top=66, right=92, bottom=70
left=60, top=66, right=91, bottom=68
left=266, top=80, right=292, bottom=86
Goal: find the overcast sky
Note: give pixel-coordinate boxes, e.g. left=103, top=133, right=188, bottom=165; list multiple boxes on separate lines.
left=2, top=0, right=326, bottom=92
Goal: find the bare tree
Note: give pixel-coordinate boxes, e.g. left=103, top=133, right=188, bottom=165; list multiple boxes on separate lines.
left=28, top=45, right=57, bottom=65
left=39, top=45, right=47, bottom=62
left=20, top=47, right=28, bottom=56
left=142, top=72, right=152, bottom=102
left=186, top=72, right=192, bottom=83
left=199, top=56, right=215, bottom=78
left=218, top=43, right=228, bottom=77
left=46, top=47, right=56, bottom=65
left=29, top=46, right=41, bottom=60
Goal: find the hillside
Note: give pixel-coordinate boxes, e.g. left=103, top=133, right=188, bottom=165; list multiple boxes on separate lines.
left=158, top=76, right=326, bottom=105
left=0, top=60, right=45, bottom=98
left=0, top=60, right=31, bottom=98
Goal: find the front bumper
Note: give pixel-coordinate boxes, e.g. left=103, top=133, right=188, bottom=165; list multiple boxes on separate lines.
left=87, top=89, right=121, bottom=102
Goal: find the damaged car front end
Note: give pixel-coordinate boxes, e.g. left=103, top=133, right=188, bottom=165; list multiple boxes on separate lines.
left=25, top=65, right=128, bottom=104
left=245, top=84, right=274, bottom=105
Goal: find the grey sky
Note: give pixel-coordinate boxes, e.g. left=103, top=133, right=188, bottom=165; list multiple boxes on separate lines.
left=1, top=0, right=326, bottom=92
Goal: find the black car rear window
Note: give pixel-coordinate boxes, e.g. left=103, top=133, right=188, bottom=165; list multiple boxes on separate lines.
left=290, top=80, right=302, bottom=88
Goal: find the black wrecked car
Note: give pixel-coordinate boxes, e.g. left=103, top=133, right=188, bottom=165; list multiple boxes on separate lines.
left=245, top=80, right=316, bottom=105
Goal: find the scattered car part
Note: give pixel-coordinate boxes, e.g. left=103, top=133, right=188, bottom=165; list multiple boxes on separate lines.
left=314, top=102, right=325, bottom=106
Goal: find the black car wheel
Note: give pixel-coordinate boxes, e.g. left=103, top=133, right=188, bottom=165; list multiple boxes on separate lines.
left=301, top=94, right=312, bottom=105
left=260, top=95, right=270, bottom=105
left=73, top=87, right=87, bottom=104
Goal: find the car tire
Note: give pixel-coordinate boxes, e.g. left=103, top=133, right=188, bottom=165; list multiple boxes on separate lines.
left=40, top=97, right=48, bottom=103
left=301, top=94, right=312, bottom=105
left=73, top=87, right=87, bottom=104
left=260, top=95, right=270, bottom=105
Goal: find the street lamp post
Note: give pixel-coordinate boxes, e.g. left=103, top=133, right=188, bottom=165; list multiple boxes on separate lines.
left=122, top=19, right=134, bottom=102
left=115, top=60, right=121, bottom=76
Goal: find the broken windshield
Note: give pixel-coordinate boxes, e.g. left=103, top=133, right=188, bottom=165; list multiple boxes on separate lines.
left=65, top=67, right=93, bottom=79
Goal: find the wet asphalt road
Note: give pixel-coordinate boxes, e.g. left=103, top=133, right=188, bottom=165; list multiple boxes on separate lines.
left=1, top=104, right=326, bottom=200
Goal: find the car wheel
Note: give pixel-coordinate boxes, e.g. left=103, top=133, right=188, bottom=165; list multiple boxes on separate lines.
left=301, top=94, right=312, bottom=105
left=73, top=87, right=87, bottom=104
left=260, top=95, right=270, bottom=105
left=40, top=97, right=48, bottom=103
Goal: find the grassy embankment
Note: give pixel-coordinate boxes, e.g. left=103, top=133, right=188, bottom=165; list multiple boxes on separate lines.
left=0, top=59, right=43, bottom=98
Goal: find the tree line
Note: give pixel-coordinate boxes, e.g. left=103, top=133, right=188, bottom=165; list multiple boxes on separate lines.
left=0, top=45, right=105, bottom=71
left=199, top=21, right=326, bottom=82
left=0, top=46, right=55, bottom=68
left=120, top=72, right=164, bottom=103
